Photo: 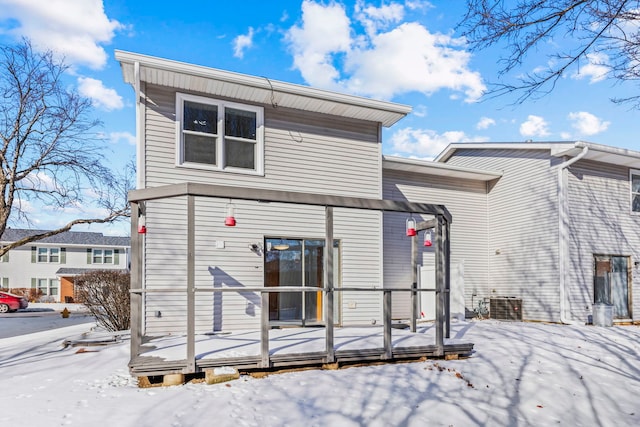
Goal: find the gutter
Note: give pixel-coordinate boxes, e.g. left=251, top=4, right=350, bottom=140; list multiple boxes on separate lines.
left=558, top=145, right=589, bottom=324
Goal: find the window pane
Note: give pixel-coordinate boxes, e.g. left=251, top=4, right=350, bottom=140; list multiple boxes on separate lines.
left=633, top=194, right=640, bottom=212
left=104, top=250, right=113, bottom=264
left=225, top=139, right=255, bottom=169
left=225, top=108, right=256, bottom=140
left=632, top=174, right=640, bottom=193
left=184, top=134, right=217, bottom=164
left=49, top=248, right=59, bottom=263
left=38, top=248, right=48, bottom=262
left=50, top=279, right=59, bottom=296
left=184, top=102, right=218, bottom=134
left=93, top=249, right=103, bottom=263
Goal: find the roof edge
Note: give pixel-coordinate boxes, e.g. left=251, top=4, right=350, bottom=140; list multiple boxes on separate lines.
left=382, top=155, right=503, bottom=181
left=115, top=50, right=412, bottom=126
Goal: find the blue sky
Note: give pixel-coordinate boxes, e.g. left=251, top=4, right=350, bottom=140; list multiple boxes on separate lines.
left=0, top=0, right=637, bottom=234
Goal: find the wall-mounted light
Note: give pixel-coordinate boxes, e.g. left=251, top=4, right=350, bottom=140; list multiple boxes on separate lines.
left=249, top=243, right=263, bottom=253
left=406, top=216, right=417, bottom=237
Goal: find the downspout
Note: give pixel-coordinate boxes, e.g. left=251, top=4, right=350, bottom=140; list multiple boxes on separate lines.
left=558, top=145, right=589, bottom=324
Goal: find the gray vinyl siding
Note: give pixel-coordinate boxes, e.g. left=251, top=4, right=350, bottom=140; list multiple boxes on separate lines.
left=141, top=84, right=384, bottom=333
left=565, top=160, right=640, bottom=322
left=382, top=170, right=489, bottom=318
left=446, top=149, right=561, bottom=322
left=142, top=198, right=383, bottom=334
left=142, top=85, right=381, bottom=198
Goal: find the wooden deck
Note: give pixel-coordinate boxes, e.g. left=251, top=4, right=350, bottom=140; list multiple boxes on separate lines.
left=129, top=324, right=474, bottom=376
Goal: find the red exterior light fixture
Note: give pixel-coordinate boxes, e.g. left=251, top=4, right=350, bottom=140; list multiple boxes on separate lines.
left=424, top=229, right=433, bottom=247
left=224, top=202, right=236, bottom=227
left=406, top=216, right=417, bottom=237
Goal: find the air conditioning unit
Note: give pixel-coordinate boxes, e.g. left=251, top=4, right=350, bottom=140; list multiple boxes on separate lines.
left=490, top=297, right=523, bottom=321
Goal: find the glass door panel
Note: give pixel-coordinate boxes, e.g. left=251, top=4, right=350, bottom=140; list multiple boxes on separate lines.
left=265, top=238, right=340, bottom=326
left=265, top=239, right=302, bottom=322
left=611, top=256, right=630, bottom=319
left=593, top=255, right=630, bottom=319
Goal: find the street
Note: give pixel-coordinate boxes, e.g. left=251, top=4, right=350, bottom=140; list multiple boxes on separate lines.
left=0, top=309, right=95, bottom=338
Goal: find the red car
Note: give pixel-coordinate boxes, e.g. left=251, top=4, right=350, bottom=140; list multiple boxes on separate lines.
left=0, top=291, right=29, bottom=313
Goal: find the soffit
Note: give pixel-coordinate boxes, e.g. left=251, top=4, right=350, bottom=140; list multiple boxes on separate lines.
left=116, top=51, right=411, bottom=127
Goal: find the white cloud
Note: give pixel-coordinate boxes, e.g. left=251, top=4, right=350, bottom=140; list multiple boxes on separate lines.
left=77, top=77, right=124, bottom=111
left=109, top=131, right=136, bottom=146
left=519, top=115, right=550, bottom=138
left=285, top=0, right=352, bottom=91
left=285, top=0, right=485, bottom=101
left=572, top=52, right=609, bottom=83
left=355, top=0, right=405, bottom=37
left=0, top=0, right=123, bottom=69
left=568, top=111, right=610, bottom=136
left=412, top=105, right=428, bottom=118
left=233, top=27, right=255, bottom=59
left=389, top=127, right=487, bottom=158
left=476, top=117, right=496, bottom=130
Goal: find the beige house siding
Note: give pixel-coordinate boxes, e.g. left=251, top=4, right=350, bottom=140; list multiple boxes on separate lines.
left=140, top=84, right=385, bottom=334
left=445, top=149, right=561, bottom=322
left=382, top=169, right=489, bottom=318
left=565, top=159, right=640, bottom=322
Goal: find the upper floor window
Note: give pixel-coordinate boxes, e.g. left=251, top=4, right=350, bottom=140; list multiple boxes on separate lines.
left=92, top=249, right=114, bottom=264
left=176, top=93, right=264, bottom=174
left=38, top=247, right=60, bottom=263
left=632, top=169, right=640, bottom=213
left=0, top=247, right=8, bottom=263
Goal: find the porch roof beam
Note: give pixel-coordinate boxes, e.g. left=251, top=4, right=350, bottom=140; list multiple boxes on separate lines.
left=128, top=182, right=451, bottom=221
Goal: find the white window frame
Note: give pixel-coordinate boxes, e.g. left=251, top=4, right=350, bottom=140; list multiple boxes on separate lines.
left=37, top=247, right=60, bottom=263
left=92, top=248, right=114, bottom=264
left=0, top=247, right=7, bottom=263
left=631, top=169, right=640, bottom=214
left=34, top=278, right=59, bottom=297
left=176, top=93, right=264, bottom=175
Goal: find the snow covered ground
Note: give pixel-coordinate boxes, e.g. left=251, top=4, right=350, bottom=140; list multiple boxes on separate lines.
left=1, top=320, right=638, bottom=426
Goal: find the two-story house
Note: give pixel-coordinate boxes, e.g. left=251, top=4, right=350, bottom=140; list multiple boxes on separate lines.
left=0, top=229, right=130, bottom=302
left=115, top=50, right=639, bottom=376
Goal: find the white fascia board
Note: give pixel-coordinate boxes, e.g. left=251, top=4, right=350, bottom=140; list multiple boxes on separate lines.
left=436, top=141, right=579, bottom=163
left=382, top=155, right=503, bottom=181
left=115, top=50, right=411, bottom=127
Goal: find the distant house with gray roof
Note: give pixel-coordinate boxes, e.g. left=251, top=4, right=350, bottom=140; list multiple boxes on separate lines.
left=0, top=229, right=130, bottom=302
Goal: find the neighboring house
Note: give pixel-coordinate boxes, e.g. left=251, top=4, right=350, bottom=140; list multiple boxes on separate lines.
left=0, top=229, right=130, bottom=302
left=433, top=142, right=640, bottom=324
left=116, top=50, right=640, bottom=338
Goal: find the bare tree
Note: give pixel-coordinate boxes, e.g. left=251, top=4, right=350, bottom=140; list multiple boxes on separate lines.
left=459, top=0, right=640, bottom=105
left=0, top=40, right=131, bottom=256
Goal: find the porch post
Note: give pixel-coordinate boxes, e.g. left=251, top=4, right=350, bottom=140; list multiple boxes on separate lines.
left=445, top=220, right=451, bottom=339
left=410, top=231, right=418, bottom=332
left=383, top=290, right=392, bottom=359
left=324, top=206, right=335, bottom=363
left=186, top=195, right=196, bottom=372
left=260, top=291, right=270, bottom=368
left=130, top=202, right=143, bottom=363
left=435, top=214, right=445, bottom=355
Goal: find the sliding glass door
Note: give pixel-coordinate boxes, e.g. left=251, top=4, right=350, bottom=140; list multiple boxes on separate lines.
left=265, top=238, right=339, bottom=326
